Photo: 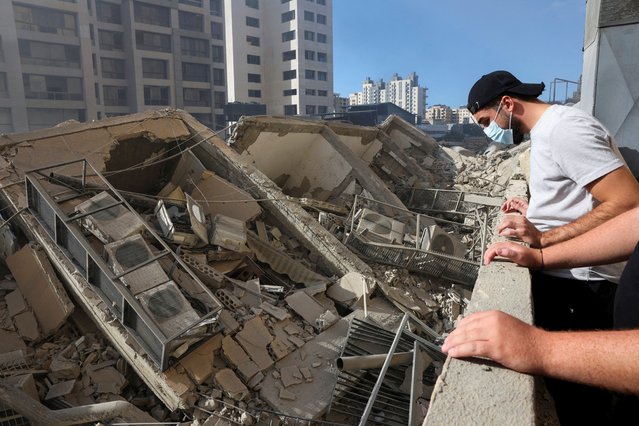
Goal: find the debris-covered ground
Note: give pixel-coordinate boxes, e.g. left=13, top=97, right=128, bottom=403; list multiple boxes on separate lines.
left=0, top=110, right=524, bottom=425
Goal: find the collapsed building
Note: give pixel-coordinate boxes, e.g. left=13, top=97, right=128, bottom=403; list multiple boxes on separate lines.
left=0, top=109, right=527, bottom=425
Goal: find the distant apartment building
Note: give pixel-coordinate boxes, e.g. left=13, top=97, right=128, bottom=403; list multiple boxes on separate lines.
left=425, top=104, right=452, bottom=124
left=224, top=0, right=333, bottom=116
left=452, top=106, right=473, bottom=124
left=348, top=72, right=426, bottom=117
left=332, top=93, right=349, bottom=112
left=0, top=0, right=230, bottom=133
left=361, top=77, right=385, bottom=104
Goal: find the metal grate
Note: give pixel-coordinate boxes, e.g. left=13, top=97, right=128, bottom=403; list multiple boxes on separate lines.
left=328, top=318, right=443, bottom=426
left=0, top=403, right=30, bottom=426
left=344, top=196, right=481, bottom=285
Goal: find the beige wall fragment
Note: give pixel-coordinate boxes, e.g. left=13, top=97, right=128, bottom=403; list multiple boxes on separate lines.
left=6, top=244, right=74, bottom=336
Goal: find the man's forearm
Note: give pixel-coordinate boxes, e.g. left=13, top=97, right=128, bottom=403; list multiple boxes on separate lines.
left=540, top=201, right=629, bottom=247
left=538, top=329, right=639, bottom=394
left=542, top=207, right=639, bottom=268
left=540, top=166, right=639, bottom=247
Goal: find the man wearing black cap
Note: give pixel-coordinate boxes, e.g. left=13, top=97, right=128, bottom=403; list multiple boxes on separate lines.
left=464, top=70, right=639, bottom=423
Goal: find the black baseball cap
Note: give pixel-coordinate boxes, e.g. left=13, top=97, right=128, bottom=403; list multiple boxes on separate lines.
left=467, top=70, right=545, bottom=114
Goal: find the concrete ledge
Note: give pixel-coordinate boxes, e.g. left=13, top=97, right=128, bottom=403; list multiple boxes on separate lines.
left=425, top=262, right=537, bottom=425
left=425, top=173, right=559, bottom=425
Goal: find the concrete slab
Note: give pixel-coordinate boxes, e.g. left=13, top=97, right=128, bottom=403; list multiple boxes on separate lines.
left=179, top=334, right=222, bottom=385
left=88, top=366, right=127, bottom=394
left=218, top=309, right=240, bottom=335
left=163, top=365, right=197, bottom=401
left=280, top=365, right=304, bottom=388
left=6, top=244, right=74, bottom=336
left=214, top=368, right=248, bottom=401
left=221, top=335, right=259, bottom=381
left=326, top=272, right=374, bottom=307
left=5, top=374, right=38, bottom=401
left=193, top=170, right=262, bottom=222
left=236, top=316, right=274, bottom=371
left=259, top=302, right=290, bottom=321
left=268, top=337, right=292, bottom=361
left=259, top=314, right=350, bottom=419
left=285, top=292, right=337, bottom=332
left=14, top=310, right=39, bottom=341
left=45, top=379, right=76, bottom=400
left=6, top=289, right=27, bottom=317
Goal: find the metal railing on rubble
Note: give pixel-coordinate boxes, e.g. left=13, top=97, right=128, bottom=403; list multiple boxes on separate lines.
left=401, top=186, right=502, bottom=218
left=24, top=159, right=223, bottom=371
left=343, top=195, right=494, bottom=286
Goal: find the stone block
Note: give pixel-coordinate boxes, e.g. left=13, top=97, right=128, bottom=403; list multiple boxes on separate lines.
left=236, top=316, right=274, bottom=371
left=6, top=244, right=73, bottom=336
left=221, top=335, right=259, bottom=381
left=14, top=310, right=39, bottom=341
left=215, top=368, right=248, bottom=401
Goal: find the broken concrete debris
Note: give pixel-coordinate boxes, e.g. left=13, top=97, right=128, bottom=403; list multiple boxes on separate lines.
left=0, top=110, right=523, bottom=424
left=6, top=243, right=74, bottom=337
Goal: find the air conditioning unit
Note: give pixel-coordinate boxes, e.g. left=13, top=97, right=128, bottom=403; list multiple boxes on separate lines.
left=354, top=208, right=405, bottom=245
left=75, top=191, right=144, bottom=244
left=154, top=200, right=200, bottom=247
left=104, top=234, right=169, bottom=295
left=420, top=220, right=467, bottom=258
left=137, top=281, right=201, bottom=338
left=210, top=214, right=247, bottom=252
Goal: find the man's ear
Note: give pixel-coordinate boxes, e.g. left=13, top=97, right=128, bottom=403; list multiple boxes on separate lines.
left=502, top=95, right=515, bottom=113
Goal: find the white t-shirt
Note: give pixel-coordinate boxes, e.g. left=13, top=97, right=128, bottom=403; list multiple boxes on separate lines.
left=527, top=104, right=626, bottom=282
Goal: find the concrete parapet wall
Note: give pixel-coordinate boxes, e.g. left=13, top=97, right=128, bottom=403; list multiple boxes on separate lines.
left=425, top=173, right=559, bottom=425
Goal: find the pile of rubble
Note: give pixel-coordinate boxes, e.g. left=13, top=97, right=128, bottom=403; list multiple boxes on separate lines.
left=435, top=141, right=531, bottom=194
left=0, top=110, right=520, bottom=425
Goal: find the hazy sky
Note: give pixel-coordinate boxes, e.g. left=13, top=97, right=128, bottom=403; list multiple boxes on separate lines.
left=333, top=0, right=587, bottom=107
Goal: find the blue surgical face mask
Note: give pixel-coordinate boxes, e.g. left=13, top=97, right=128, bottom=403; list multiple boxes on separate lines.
left=483, top=101, right=513, bottom=145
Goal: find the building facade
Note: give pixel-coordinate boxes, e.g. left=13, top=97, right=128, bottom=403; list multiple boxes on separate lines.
left=348, top=72, right=426, bottom=117
left=452, top=106, right=473, bottom=124
left=332, top=93, right=349, bottom=112
left=0, top=0, right=230, bottom=133
left=0, top=0, right=333, bottom=133
left=425, top=104, right=452, bottom=124
left=224, top=0, right=333, bottom=116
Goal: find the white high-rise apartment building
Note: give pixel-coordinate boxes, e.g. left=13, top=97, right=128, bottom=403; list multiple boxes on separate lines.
left=361, top=77, right=384, bottom=104
left=348, top=72, right=426, bottom=117
left=224, top=0, right=333, bottom=116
